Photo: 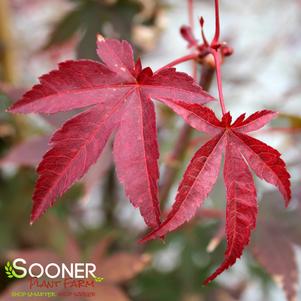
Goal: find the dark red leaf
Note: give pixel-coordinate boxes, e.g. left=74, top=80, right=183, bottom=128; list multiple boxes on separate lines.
left=8, top=38, right=213, bottom=228
left=233, top=132, right=291, bottom=205
left=96, top=37, right=136, bottom=81
left=157, top=100, right=223, bottom=135
left=141, top=133, right=225, bottom=242
left=113, top=91, right=160, bottom=227
left=232, top=110, right=277, bottom=133
left=31, top=104, right=119, bottom=224
left=8, top=60, right=126, bottom=114
left=142, top=109, right=290, bottom=283
left=142, top=69, right=213, bottom=105
left=204, top=134, right=257, bottom=284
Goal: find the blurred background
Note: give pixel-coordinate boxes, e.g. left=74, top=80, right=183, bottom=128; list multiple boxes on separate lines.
left=0, top=0, right=301, bottom=300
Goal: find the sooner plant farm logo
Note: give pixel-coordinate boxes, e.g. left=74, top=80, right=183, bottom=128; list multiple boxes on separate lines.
left=4, top=258, right=104, bottom=299
left=4, top=258, right=103, bottom=281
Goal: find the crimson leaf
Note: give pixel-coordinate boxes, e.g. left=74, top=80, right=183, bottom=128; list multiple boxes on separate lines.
left=8, top=37, right=213, bottom=227
left=141, top=104, right=291, bottom=283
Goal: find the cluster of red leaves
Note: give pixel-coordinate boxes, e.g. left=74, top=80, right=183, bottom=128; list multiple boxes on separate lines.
left=8, top=37, right=291, bottom=283
left=9, top=37, right=213, bottom=228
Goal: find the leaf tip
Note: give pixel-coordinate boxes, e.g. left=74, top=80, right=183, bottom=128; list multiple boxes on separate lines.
left=203, top=276, right=213, bottom=286
left=285, top=198, right=291, bottom=208
left=6, top=104, right=16, bottom=113
left=139, top=229, right=163, bottom=244
left=138, top=235, right=151, bottom=244
left=30, top=212, right=38, bottom=226
left=6, top=103, right=25, bottom=114
left=272, top=110, right=279, bottom=117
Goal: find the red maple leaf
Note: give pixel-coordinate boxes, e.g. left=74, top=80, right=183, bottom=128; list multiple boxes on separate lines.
left=8, top=37, right=213, bottom=227
left=141, top=102, right=291, bottom=283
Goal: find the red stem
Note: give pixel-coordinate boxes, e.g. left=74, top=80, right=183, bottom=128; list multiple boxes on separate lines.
left=155, top=53, right=198, bottom=73
left=210, top=49, right=226, bottom=115
left=212, top=0, right=220, bottom=44
left=187, top=0, right=197, bottom=80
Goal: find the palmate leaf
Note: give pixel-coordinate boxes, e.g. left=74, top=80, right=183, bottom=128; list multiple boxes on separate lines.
left=8, top=38, right=213, bottom=228
left=142, top=103, right=291, bottom=283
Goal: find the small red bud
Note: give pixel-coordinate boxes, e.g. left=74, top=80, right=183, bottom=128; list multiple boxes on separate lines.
left=200, top=17, right=205, bottom=28
left=180, top=25, right=197, bottom=47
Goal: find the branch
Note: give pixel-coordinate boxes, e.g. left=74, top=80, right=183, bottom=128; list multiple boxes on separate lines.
left=211, top=49, right=226, bottom=115
left=0, top=0, right=16, bottom=83
left=102, top=166, right=117, bottom=227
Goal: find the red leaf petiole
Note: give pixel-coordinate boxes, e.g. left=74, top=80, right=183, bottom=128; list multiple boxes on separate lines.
left=155, top=53, right=199, bottom=74
left=210, top=48, right=226, bottom=115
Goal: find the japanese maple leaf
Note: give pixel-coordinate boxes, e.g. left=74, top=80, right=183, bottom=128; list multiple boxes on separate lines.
left=8, top=37, right=213, bottom=227
left=141, top=102, right=291, bottom=283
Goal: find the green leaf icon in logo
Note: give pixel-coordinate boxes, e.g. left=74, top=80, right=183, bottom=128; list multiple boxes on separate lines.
left=93, top=276, right=104, bottom=283
left=5, top=261, right=24, bottom=279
